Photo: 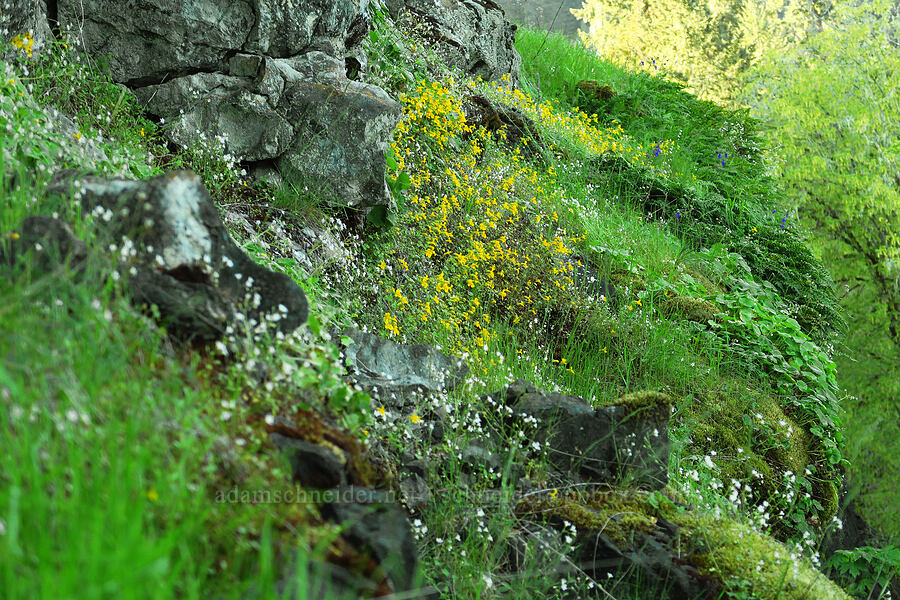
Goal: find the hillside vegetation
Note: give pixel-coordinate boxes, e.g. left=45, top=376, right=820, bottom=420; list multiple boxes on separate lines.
left=0, top=5, right=892, bottom=599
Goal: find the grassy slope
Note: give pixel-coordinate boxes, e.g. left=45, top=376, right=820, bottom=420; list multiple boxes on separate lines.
left=0, top=13, right=873, bottom=600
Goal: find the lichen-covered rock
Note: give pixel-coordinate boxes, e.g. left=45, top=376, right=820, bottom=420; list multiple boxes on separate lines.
left=341, top=327, right=469, bottom=400
left=495, top=0, right=584, bottom=40
left=0, top=0, right=52, bottom=54
left=46, top=170, right=308, bottom=341
left=222, top=203, right=353, bottom=278
left=52, top=2, right=401, bottom=211
left=55, top=0, right=369, bottom=82
left=403, top=0, right=522, bottom=84
left=134, top=51, right=400, bottom=210
left=272, top=56, right=403, bottom=210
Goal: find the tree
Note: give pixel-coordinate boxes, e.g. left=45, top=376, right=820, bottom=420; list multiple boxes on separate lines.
left=742, top=0, right=900, bottom=350
left=572, top=0, right=812, bottom=105
left=742, top=0, right=900, bottom=534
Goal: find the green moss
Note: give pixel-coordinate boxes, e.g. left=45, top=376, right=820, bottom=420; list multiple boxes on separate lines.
left=613, top=390, right=674, bottom=410
left=820, top=480, right=839, bottom=522
left=608, top=269, right=646, bottom=295
left=657, top=293, right=721, bottom=323
left=515, top=489, right=658, bottom=547
left=680, top=382, right=841, bottom=532
left=518, top=488, right=849, bottom=599
left=609, top=391, right=675, bottom=424
left=682, top=265, right=726, bottom=295
left=677, top=513, right=850, bottom=600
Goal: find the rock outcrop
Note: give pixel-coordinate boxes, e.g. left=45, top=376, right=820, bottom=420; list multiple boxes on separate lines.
left=402, top=0, right=522, bottom=85
left=53, top=0, right=402, bottom=212
left=341, top=327, right=469, bottom=405
left=495, top=380, right=672, bottom=489
left=0, top=0, right=52, bottom=52
left=43, top=170, right=308, bottom=341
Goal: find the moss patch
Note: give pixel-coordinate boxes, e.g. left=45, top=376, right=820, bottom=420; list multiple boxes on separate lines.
left=517, top=487, right=850, bottom=599
left=678, top=513, right=850, bottom=600
left=515, top=488, right=659, bottom=547
left=612, top=390, right=675, bottom=411
left=657, top=292, right=721, bottom=323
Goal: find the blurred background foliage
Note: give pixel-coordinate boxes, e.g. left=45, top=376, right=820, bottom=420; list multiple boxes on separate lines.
left=551, top=0, right=899, bottom=536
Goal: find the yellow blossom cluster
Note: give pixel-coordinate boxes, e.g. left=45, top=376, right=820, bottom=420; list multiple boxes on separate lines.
left=478, top=75, right=676, bottom=172
left=10, top=33, right=34, bottom=58
left=378, top=79, right=614, bottom=372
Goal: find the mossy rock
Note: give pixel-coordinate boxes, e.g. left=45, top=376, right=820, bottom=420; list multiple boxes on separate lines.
left=657, top=291, right=721, bottom=323
left=680, top=384, right=844, bottom=535
left=265, top=408, right=378, bottom=488
left=607, top=269, right=646, bottom=297
left=517, top=488, right=850, bottom=599
left=612, top=390, right=675, bottom=412
left=575, top=79, right=617, bottom=101
left=677, top=512, right=850, bottom=599
left=515, top=488, right=659, bottom=547
left=681, top=265, right=726, bottom=295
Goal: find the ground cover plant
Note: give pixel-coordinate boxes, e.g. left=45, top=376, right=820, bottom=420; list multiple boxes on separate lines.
left=0, top=5, right=879, bottom=599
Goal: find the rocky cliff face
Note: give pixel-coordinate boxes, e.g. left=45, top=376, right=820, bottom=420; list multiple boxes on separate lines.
left=495, top=0, right=585, bottom=38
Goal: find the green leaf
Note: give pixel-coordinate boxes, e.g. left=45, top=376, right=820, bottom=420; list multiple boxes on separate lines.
left=366, top=205, right=395, bottom=230
left=306, top=313, right=322, bottom=337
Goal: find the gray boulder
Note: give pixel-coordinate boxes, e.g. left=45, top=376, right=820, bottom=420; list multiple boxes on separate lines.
left=320, top=487, right=421, bottom=594
left=133, top=52, right=400, bottom=211
left=495, top=0, right=585, bottom=40
left=222, top=203, right=353, bottom=278
left=497, top=381, right=671, bottom=489
left=52, top=1, right=401, bottom=211
left=341, top=327, right=468, bottom=403
left=0, top=0, right=52, bottom=53
left=55, top=0, right=369, bottom=82
left=46, top=170, right=308, bottom=341
left=403, top=0, right=522, bottom=85
left=2, top=216, right=88, bottom=274
left=270, top=433, right=349, bottom=489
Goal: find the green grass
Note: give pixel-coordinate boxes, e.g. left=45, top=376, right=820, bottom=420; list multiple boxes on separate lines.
left=0, top=10, right=871, bottom=600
